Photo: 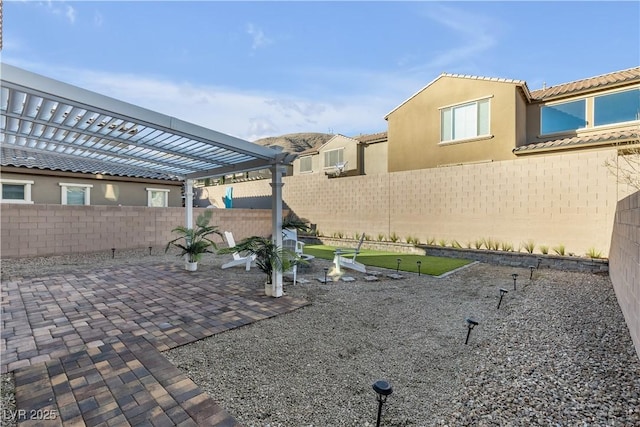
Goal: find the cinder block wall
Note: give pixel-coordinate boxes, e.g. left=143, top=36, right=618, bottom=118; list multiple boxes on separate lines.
left=609, top=191, right=640, bottom=360
left=0, top=205, right=274, bottom=258
left=203, top=149, right=628, bottom=257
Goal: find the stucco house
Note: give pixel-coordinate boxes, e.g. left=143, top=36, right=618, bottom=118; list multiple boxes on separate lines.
left=293, top=132, right=388, bottom=176
left=385, top=67, right=640, bottom=172
left=1, top=146, right=183, bottom=207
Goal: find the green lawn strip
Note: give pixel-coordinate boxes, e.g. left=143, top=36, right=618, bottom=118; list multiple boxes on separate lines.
left=303, top=245, right=472, bottom=276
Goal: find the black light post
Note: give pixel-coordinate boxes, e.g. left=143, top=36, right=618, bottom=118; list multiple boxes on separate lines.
left=536, top=258, right=542, bottom=269
left=465, top=318, right=478, bottom=345
left=396, top=258, right=401, bottom=273
left=372, top=380, right=393, bottom=427
left=111, top=248, right=116, bottom=259
left=529, top=265, right=535, bottom=280
left=497, top=288, right=508, bottom=309
left=416, top=260, right=422, bottom=276
left=512, top=273, right=518, bottom=291
left=323, top=267, right=328, bottom=283
left=149, top=246, right=152, bottom=256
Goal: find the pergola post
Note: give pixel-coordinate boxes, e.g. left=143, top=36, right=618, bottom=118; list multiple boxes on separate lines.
left=185, top=179, right=194, bottom=229
left=269, top=165, right=285, bottom=297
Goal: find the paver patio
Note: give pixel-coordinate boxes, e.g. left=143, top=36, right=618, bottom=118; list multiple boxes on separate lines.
left=1, top=262, right=309, bottom=426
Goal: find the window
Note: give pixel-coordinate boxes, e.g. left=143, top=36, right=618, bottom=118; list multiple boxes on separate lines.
left=441, top=98, right=490, bottom=142
left=594, top=88, right=640, bottom=127
left=0, top=179, right=34, bottom=204
left=541, top=99, right=586, bottom=134
left=323, top=149, right=344, bottom=168
left=299, top=156, right=312, bottom=173
left=59, top=183, right=92, bottom=205
left=146, top=188, right=170, bottom=207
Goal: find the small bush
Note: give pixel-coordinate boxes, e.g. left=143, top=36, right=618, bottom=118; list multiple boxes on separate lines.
left=484, top=238, right=499, bottom=251
left=438, top=239, right=448, bottom=247
left=474, top=239, right=484, bottom=249
left=363, top=234, right=371, bottom=241
left=355, top=232, right=362, bottom=241
left=405, top=236, right=414, bottom=244
left=427, top=237, right=436, bottom=245
left=586, top=247, right=603, bottom=259
left=336, top=231, right=344, bottom=239
left=552, top=244, right=566, bottom=256
left=413, top=237, right=420, bottom=245
left=451, top=240, right=462, bottom=249
left=377, top=233, right=385, bottom=242
left=522, top=240, right=535, bottom=254
left=501, top=241, right=514, bottom=251
left=389, top=232, right=400, bottom=243
left=539, top=245, right=549, bottom=255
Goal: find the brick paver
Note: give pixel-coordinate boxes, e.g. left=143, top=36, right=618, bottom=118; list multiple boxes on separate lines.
left=2, top=263, right=309, bottom=426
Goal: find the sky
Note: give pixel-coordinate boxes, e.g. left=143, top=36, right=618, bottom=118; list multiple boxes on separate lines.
left=3, top=1, right=639, bottom=142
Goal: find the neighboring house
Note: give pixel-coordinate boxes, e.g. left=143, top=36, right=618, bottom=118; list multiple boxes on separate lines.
left=0, top=146, right=183, bottom=207
left=293, top=132, right=388, bottom=176
left=385, top=67, right=640, bottom=172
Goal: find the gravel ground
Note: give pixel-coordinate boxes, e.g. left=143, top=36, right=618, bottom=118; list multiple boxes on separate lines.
left=2, top=251, right=639, bottom=427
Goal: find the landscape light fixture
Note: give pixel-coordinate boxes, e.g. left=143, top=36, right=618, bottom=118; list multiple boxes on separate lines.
left=396, top=258, right=402, bottom=273
left=536, top=258, right=542, bottom=269
left=465, top=318, right=479, bottom=345
left=372, top=380, right=393, bottom=427
left=512, top=273, right=518, bottom=291
left=112, top=248, right=116, bottom=259
left=323, top=267, right=329, bottom=284
left=416, top=260, right=422, bottom=276
left=529, top=265, right=535, bottom=280
left=497, top=288, right=508, bottom=309
left=149, top=246, right=152, bottom=256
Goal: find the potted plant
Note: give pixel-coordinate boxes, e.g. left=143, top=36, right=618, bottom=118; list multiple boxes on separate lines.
left=165, top=210, right=222, bottom=271
left=219, top=236, right=301, bottom=295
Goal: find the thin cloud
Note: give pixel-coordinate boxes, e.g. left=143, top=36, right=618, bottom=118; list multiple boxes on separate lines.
left=408, top=4, right=498, bottom=74
left=39, top=1, right=77, bottom=24
left=94, top=11, right=104, bottom=27
left=245, top=23, right=272, bottom=50
left=65, top=5, right=76, bottom=24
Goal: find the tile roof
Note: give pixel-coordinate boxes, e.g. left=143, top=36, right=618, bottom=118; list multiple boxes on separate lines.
left=354, top=131, right=388, bottom=144
left=530, top=67, right=640, bottom=100
left=513, top=129, right=640, bottom=154
left=1, top=146, right=182, bottom=180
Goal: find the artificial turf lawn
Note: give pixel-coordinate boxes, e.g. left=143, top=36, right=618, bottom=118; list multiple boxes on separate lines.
left=303, top=245, right=473, bottom=276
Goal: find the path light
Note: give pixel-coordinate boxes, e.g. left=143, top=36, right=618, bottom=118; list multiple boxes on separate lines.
left=396, top=258, right=402, bottom=273
left=497, top=288, right=508, bottom=309
left=465, top=318, right=479, bottom=345
left=512, top=273, right=518, bottom=291
left=149, top=246, right=152, bottom=256
left=416, top=260, right=422, bottom=276
left=323, top=267, right=328, bottom=284
left=112, top=248, right=116, bottom=259
left=529, top=265, right=535, bottom=280
left=372, top=380, right=393, bottom=427
left=536, top=257, right=542, bottom=269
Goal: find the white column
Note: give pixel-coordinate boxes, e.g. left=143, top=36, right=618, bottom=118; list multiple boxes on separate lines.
left=269, top=165, right=285, bottom=297
left=185, top=179, right=194, bottom=229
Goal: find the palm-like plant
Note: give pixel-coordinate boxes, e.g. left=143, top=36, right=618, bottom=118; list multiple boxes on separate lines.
left=282, top=212, right=311, bottom=233
left=219, top=236, right=297, bottom=284
left=165, top=210, right=223, bottom=263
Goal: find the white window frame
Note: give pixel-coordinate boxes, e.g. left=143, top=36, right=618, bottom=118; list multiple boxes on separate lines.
left=146, top=187, right=170, bottom=207
left=299, top=156, right=313, bottom=173
left=59, top=183, right=93, bottom=205
left=323, top=148, right=344, bottom=169
left=439, top=96, right=492, bottom=144
left=0, top=179, right=34, bottom=204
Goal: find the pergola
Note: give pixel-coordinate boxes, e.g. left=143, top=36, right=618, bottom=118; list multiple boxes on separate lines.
left=1, top=63, right=296, bottom=297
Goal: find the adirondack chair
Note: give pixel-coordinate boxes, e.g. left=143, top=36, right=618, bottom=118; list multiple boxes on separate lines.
left=333, top=233, right=366, bottom=273
left=221, top=231, right=256, bottom=271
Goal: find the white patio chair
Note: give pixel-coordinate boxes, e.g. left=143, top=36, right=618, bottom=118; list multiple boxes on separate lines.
left=221, top=231, right=256, bottom=271
left=282, top=228, right=314, bottom=285
left=333, top=233, right=366, bottom=273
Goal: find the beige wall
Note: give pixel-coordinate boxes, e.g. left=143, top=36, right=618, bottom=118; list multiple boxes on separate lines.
left=363, top=141, right=388, bottom=174
left=0, top=170, right=183, bottom=207
left=0, top=205, right=273, bottom=258
left=609, top=191, right=640, bottom=359
left=202, top=148, right=628, bottom=257
left=387, top=77, right=521, bottom=172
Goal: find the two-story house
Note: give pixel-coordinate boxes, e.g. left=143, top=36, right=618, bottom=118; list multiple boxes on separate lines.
left=385, top=67, right=639, bottom=172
